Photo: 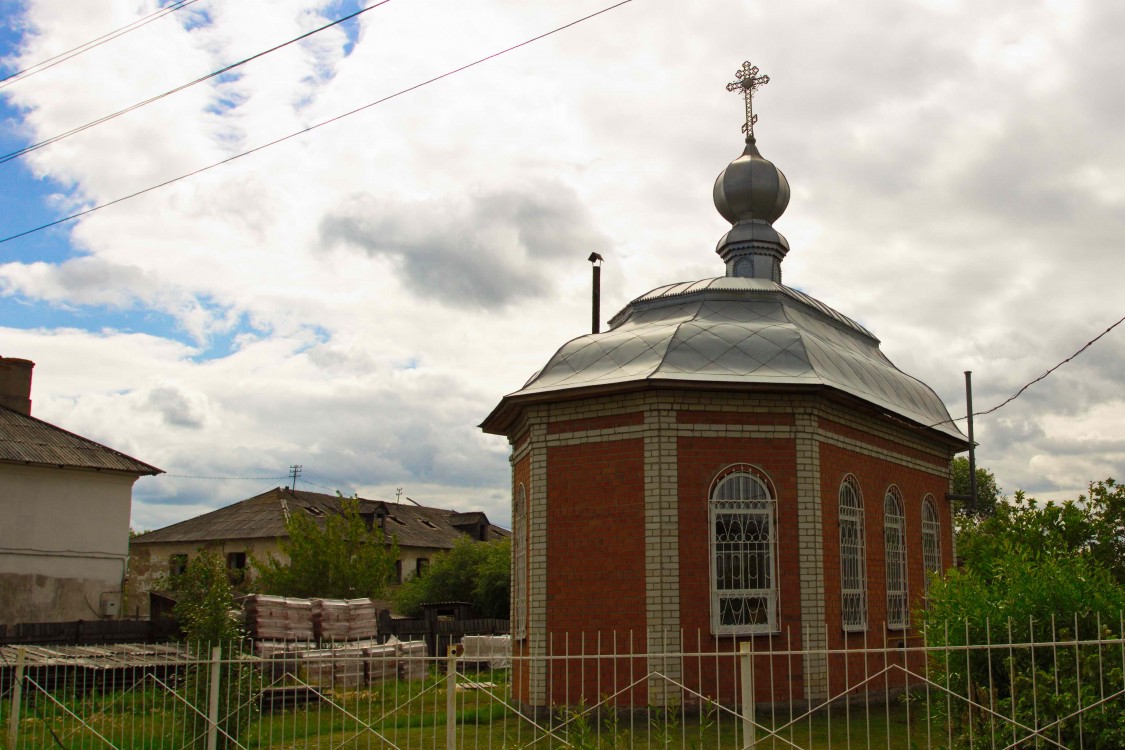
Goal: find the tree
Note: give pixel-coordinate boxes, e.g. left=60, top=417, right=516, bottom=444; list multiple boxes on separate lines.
left=394, top=537, right=511, bottom=619
left=170, top=551, right=255, bottom=750
left=253, top=498, right=398, bottom=599
left=950, top=456, right=1002, bottom=524
left=956, top=479, right=1125, bottom=586
left=172, top=549, right=242, bottom=645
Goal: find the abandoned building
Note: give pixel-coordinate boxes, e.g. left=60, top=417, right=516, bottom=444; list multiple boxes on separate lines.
left=127, top=486, right=508, bottom=616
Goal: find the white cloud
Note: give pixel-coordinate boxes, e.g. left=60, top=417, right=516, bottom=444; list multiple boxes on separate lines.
left=3, top=0, right=1125, bottom=533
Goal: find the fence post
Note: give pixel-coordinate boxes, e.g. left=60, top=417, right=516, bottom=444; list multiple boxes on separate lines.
left=206, top=646, right=222, bottom=750
left=7, top=647, right=24, bottom=749
left=739, top=643, right=756, bottom=749
left=446, top=643, right=458, bottom=750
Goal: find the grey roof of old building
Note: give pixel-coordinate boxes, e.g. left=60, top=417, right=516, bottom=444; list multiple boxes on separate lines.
left=130, top=487, right=507, bottom=549
left=0, top=405, right=162, bottom=475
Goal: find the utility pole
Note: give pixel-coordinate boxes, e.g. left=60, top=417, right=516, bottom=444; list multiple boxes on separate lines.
left=946, top=371, right=977, bottom=508
left=395, top=487, right=403, bottom=504
left=289, top=464, right=302, bottom=490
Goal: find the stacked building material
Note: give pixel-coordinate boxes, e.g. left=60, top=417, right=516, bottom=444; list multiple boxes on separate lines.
left=244, top=595, right=314, bottom=641
left=364, top=642, right=398, bottom=683
left=297, top=648, right=335, bottom=686
left=461, top=635, right=511, bottom=669
left=397, top=638, right=428, bottom=682
left=311, top=598, right=377, bottom=641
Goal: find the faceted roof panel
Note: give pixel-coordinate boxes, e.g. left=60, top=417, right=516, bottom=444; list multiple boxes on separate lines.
left=507, top=278, right=964, bottom=440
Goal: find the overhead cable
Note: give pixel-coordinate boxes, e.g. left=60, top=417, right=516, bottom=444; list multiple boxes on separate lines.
left=928, top=313, right=1125, bottom=429
left=0, top=0, right=635, bottom=245
left=163, top=473, right=288, bottom=480
left=0, top=0, right=395, bottom=165
left=0, top=0, right=202, bottom=89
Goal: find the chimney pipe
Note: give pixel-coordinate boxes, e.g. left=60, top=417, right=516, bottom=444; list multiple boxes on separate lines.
left=588, top=252, right=604, bottom=334
left=0, top=357, right=34, bottom=415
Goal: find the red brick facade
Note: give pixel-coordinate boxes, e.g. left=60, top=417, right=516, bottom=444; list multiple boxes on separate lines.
left=499, top=389, right=960, bottom=708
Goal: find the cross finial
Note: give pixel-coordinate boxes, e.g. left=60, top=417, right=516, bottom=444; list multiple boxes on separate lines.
left=726, top=61, right=770, bottom=140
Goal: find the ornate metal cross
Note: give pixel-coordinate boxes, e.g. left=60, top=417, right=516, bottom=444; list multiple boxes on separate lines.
left=726, top=61, right=770, bottom=139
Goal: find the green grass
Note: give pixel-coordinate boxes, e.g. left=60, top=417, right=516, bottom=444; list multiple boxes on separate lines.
left=4, top=674, right=939, bottom=750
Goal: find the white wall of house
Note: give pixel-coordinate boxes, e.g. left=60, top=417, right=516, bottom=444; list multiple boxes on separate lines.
left=0, top=464, right=137, bottom=626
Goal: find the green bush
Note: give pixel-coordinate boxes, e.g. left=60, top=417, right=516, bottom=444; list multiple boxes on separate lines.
left=171, top=551, right=257, bottom=750
left=922, top=543, right=1125, bottom=748
left=394, top=537, right=511, bottom=618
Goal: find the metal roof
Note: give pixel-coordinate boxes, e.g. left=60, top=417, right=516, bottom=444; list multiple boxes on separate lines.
left=130, top=487, right=508, bottom=549
left=0, top=405, right=162, bottom=475
left=488, top=277, right=965, bottom=442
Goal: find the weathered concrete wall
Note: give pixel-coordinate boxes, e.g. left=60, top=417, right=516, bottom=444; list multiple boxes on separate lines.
left=0, top=464, right=136, bottom=626
left=126, top=538, right=445, bottom=616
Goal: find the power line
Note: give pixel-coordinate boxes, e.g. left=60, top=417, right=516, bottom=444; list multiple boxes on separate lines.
left=163, top=473, right=288, bottom=480
left=926, top=313, right=1125, bottom=429
left=0, top=0, right=635, bottom=246
left=0, top=0, right=395, bottom=165
left=0, top=0, right=202, bottom=89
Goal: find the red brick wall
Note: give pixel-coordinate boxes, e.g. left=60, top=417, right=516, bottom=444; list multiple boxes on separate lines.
left=545, top=437, right=647, bottom=705
left=818, top=441, right=952, bottom=695
left=548, top=411, right=645, bottom=435
left=676, top=435, right=803, bottom=703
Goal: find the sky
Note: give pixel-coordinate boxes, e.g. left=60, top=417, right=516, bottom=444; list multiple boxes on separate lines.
left=1, top=0, right=1123, bottom=532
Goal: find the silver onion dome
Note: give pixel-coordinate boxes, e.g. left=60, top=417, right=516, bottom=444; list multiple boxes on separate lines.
left=713, top=138, right=791, bottom=282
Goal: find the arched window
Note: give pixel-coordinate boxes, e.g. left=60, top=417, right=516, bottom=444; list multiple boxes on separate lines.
left=709, top=465, right=777, bottom=635
left=921, top=495, right=941, bottom=602
left=839, top=475, right=867, bottom=631
left=884, top=486, right=908, bottom=629
left=512, top=484, right=527, bottom=639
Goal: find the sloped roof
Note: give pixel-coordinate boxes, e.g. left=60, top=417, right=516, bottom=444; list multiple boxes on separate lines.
left=483, top=278, right=967, bottom=445
left=0, top=405, right=162, bottom=475
left=131, top=487, right=507, bottom=549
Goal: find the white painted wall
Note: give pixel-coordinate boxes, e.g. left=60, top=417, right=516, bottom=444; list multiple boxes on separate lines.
left=0, top=464, right=136, bottom=626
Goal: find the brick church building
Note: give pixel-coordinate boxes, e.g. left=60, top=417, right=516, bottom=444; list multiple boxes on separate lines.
left=481, top=64, right=969, bottom=708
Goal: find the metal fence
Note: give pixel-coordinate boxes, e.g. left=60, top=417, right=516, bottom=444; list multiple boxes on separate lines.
left=2, top=616, right=1124, bottom=749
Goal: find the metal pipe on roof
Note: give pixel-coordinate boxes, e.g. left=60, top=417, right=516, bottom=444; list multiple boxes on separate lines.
left=589, top=252, right=604, bottom=334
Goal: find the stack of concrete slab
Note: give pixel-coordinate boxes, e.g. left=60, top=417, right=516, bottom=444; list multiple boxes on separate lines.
left=245, top=595, right=315, bottom=641
left=461, top=635, right=511, bottom=669
left=393, top=637, right=429, bottom=682
left=364, top=641, right=398, bottom=683
left=311, top=598, right=377, bottom=641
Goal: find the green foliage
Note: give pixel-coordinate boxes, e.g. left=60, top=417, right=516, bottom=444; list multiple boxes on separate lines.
left=171, top=550, right=242, bottom=646
left=394, top=537, right=511, bottom=618
left=252, top=498, right=398, bottom=599
left=170, top=551, right=256, bottom=750
left=950, top=456, right=1002, bottom=524
left=923, top=502, right=1125, bottom=749
left=957, top=479, right=1125, bottom=585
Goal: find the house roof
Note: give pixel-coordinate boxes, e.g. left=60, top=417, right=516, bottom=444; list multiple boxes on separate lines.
left=0, top=405, right=162, bottom=475
left=130, top=487, right=508, bottom=549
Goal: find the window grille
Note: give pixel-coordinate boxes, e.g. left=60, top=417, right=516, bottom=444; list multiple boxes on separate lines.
left=921, top=496, right=941, bottom=602
left=709, top=467, right=777, bottom=635
left=512, top=484, right=528, bottom=639
left=839, top=475, right=867, bottom=631
left=884, top=487, right=908, bottom=629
